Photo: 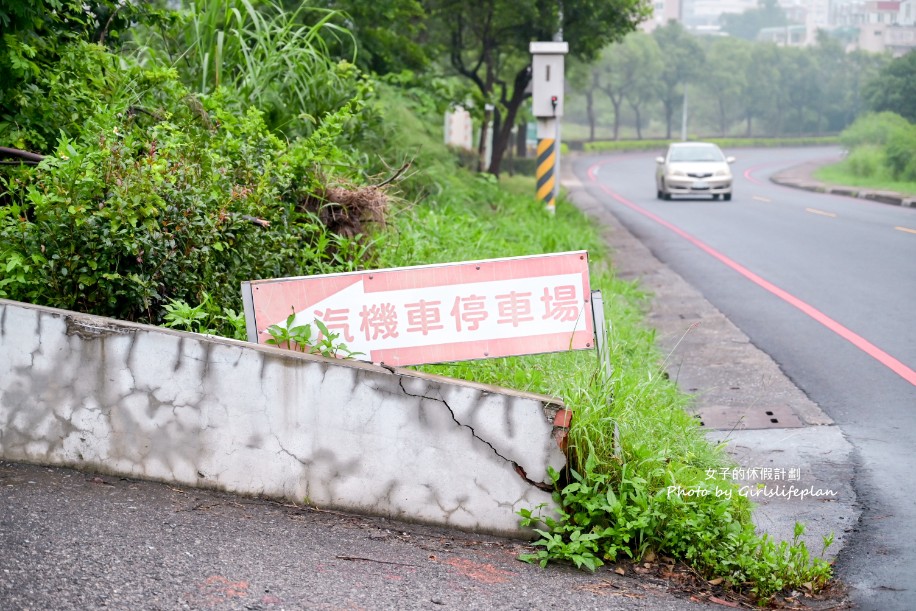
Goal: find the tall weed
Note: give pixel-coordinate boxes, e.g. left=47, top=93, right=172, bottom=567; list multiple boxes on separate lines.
left=135, top=0, right=362, bottom=139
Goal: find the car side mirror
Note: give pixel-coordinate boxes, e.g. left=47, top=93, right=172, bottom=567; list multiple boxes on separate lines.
left=656, top=157, right=665, bottom=164
left=726, top=156, right=735, bottom=164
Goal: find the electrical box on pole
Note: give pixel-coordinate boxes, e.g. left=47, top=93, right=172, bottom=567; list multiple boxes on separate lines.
left=530, top=41, right=568, bottom=214
left=529, top=42, right=568, bottom=118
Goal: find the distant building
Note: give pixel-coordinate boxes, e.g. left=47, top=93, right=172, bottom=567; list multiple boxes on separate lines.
left=642, top=0, right=916, bottom=54
left=687, top=0, right=757, bottom=27
left=758, top=24, right=810, bottom=45
left=834, top=1, right=916, bottom=55
left=642, top=0, right=683, bottom=32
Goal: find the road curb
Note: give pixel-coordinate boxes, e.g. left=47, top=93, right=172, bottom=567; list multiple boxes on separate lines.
left=770, top=161, right=915, bottom=207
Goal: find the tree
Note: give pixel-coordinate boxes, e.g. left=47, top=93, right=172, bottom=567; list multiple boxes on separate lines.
left=696, top=37, right=749, bottom=136
left=781, top=47, right=822, bottom=133
left=0, top=0, right=156, bottom=150
left=297, top=0, right=430, bottom=75
left=739, top=42, right=781, bottom=136
left=864, top=51, right=916, bottom=124
left=720, top=0, right=789, bottom=41
left=594, top=46, right=628, bottom=140
left=423, top=0, right=649, bottom=175
left=565, top=57, right=600, bottom=141
left=651, top=21, right=704, bottom=139
left=620, top=34, right=662, bottom=139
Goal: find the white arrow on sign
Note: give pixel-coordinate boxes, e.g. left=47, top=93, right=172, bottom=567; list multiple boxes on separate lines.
left=270, top=272, right=588, bottom=357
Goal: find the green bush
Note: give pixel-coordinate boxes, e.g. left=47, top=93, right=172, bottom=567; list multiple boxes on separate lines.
left=839, top=111, right=912, bottom=149
left=884, top=122, right=916, bottom=181
left=0, top=52, right=373, bottom=332
left=502, top=156, right=537, bottom=176
left=844, top=145, right=883, bottom=178
left=132, top=0, right=364, bottom=141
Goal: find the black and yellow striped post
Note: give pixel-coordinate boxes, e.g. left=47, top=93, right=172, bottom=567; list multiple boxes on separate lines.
left=536, top=137, right=557, bottom=213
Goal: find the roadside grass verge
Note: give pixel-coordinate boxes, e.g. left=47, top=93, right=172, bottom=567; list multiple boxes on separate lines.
left=375, top=170, right=833, bottom=603
left=814, top=159, right=916, bottom=197
left=582, top=136, right=840, bottom=154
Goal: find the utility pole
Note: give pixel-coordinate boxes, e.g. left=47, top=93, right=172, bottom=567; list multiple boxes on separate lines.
left=681, top=82, right=689, bottom=142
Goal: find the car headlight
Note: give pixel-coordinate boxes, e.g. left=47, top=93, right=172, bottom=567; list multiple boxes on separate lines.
left=671, top=169, right=686, bottom=177
left=715, top=169, right=731, bottom=177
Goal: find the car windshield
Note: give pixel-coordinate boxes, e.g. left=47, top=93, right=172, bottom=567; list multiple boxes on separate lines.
left=669, top=145, right=724, bottom=163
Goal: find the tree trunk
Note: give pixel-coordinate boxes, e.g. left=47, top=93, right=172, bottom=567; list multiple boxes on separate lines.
left=719, top=98, right=727, bottom=136
left=612, top=100, right=621, bottom=140
left=516, top=119, right=527, bottom=157
left=477, top=119, right=490, bottom=173
left=487, top=66, right=531, bottom=176
left=586, top=90, right=596, bottom=141
left=663, top=92, right=675, bottom=139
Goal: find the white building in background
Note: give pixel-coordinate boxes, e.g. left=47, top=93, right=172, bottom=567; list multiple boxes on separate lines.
left=757, top=24, right=810, bottom=45
left=901, top=0, right=916, bottom=24
left=644, top=0, right=916, bottom=54
left=444, top=106, right=473, bottom=151
left=642, top=0, right=682, bottom=31
left=689, top=0, right=757, bottom=26
left=834, top=1, right=916, bottom=55
left=778, top=0, right=832, bottom=44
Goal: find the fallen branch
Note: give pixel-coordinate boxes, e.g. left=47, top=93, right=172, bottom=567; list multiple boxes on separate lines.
left=0, top=147, right=45, bottom=165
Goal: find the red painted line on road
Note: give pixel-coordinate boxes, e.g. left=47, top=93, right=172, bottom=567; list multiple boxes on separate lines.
left=586, top=159, right=916, bottom=387
left=743, top=163, right=771, bottom=185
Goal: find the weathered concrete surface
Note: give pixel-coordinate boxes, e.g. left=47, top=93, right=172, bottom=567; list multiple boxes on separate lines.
left=0, top=298, right=568, bottom=537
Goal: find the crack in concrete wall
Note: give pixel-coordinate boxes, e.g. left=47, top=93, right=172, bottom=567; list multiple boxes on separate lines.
left=0, top=299, right=567, bottom=537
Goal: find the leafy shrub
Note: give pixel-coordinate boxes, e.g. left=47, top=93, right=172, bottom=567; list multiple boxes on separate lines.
left=0, top=49, right=377, bottom=334
left=839, top=111, right=912, bottom=149
left=884, top=121, right=916, bottom=181
left=162, top=293, right=246, bottom=339
left=0, top=1, right=162, bottom=151
left=132, top=0, right=365, bottom=141
left=844, top=145, right=883, bottom=178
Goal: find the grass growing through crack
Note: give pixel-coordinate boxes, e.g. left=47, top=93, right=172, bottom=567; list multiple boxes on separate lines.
left=376, top=171, right=834, bottom=603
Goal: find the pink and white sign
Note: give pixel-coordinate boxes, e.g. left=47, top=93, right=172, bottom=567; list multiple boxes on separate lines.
left=241, top=251, right=593, bottom=366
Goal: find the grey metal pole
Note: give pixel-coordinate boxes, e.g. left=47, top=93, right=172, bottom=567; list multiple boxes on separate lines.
left=681, top=83, right=688, bottom=142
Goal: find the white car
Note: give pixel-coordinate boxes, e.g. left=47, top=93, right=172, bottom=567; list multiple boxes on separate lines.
left=656, top=142, right=735, bottom=201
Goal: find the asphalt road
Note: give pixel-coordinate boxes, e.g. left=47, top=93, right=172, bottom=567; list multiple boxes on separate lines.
left=572, top=146, right=916, bottom=611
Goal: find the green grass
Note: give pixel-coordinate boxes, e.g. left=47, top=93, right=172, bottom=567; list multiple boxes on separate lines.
left=581, top=136, right=840, bottom=154
left=815, top=160, right=916, bottom=197
left=372, top=160, right=833, bottom=602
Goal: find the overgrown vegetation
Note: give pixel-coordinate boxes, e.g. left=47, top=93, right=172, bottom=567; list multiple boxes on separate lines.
left=0, top=0, right=842, bottom=604
left=819, top=112, right=916, bottom=193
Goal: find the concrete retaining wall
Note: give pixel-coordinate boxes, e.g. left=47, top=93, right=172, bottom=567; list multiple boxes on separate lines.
left=0, top=299, right=569, bottom=537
